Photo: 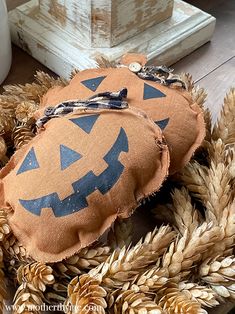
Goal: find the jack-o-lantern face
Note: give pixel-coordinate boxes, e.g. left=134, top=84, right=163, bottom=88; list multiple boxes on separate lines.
left=0, top=108, right=169, bottom=262
left=41, top=54, right=205, bottom=174
left=17, top=119, right=128, bottom=218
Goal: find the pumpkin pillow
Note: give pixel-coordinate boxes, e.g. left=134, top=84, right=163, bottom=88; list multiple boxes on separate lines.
left=0, top=101, right=169, bottom=262
left=41, top=54, right=205, bottom=174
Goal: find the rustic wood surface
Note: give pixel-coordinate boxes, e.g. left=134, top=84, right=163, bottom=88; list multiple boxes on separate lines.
left=39, top=0, right=174, bottom=48
left=173, top=0, right=235, bottom=123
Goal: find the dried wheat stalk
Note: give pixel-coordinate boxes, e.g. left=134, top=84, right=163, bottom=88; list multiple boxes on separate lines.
left=162, top=222, right=220, bottom=283
left=180, top=73, right=194, bottom=92
left=15, top=101, right=38, bottom=123
left=107, top=218, right=133, bottom=251
left=158, top=284, right=207, bottom=314
left=0, top=248, right=7, bottom=314
left=129, top=264, right=169, bottom=293
left=0, top=209, right=10, bottom=242
left=53, top=245, right=111, bottom=279
left=13, top=283, right=44, bottom=314
left=178, top=282, right=218, bottom=308
left=89, top=226, right=175, bottom=289
left=170, top=187, right=201, bottom=236
left=152, top=203, right=177, bottom=227
left=212, top=88, right=235, bottom=144
left=200, top=256, right=235, bottom=299
left=70, top=69, right=80, bottom=79
left=109, top=289, right=163, bottom=314
left=0, top=108, right=15, bottom=136
left=1, top=72, right=67, bottom=107
left=0, top=137, right=7, bottom=164
left=95, top=56, right=117, bottom=69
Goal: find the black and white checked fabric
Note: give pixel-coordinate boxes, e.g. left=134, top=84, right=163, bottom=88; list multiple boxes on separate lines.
left=36, top=88, right=128, bottom=128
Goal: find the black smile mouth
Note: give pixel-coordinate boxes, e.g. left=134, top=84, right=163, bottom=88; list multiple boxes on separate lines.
left=19, top=128, right=129, bottom=217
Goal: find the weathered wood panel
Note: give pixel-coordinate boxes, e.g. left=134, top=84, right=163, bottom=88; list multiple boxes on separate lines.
left=91, top=0, right=112, bottom=47
left=110, top=0, right=173, bottom=47
left=38, top=0, right=174, bottom=48
left=39, top=0, right=92, bottom=46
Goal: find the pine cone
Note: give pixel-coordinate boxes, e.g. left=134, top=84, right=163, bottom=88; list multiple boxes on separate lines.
left=109, top=289, right=163, bottom=314
left=200, top=256, right=235, bottom=298
left=12, top=123, right=35, bottom=150
left=17, top=262, right=54, bottom=292
left=15, top=101, right=38, bottom=123
left=65, top=274, right=107, bottom=314
left=0, top=208, right=10, bottom=242
left=107, top=218, right=133, bottom=250
left=54, top=245, right=110, bottom=279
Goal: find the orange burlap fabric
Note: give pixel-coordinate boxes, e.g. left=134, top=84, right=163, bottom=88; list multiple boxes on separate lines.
left=0, top=108, right=169, bottom=262
left=41, top=67, right=205, bottom=174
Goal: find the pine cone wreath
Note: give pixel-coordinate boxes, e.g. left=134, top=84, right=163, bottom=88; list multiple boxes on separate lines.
left=1, top=70, right=235, bottom=314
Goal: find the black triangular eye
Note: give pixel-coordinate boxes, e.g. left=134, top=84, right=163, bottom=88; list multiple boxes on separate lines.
left=70, top=114, right=99, bottom=134
left=143, top=83, right=166, bottom=100
left=81, top=76, right=106, bottom=91
left=17, top=147, right=40, bottom=175
left=155, top=118, right=170, bottom=130
left=60, top=145, right=83, bottom=170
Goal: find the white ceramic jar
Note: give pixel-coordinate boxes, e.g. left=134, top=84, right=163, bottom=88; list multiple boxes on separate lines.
left=0, top=0, right=12, bottom=84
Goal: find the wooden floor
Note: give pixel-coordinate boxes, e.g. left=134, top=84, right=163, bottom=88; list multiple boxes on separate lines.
left=174, top=0, right=235, bottom=122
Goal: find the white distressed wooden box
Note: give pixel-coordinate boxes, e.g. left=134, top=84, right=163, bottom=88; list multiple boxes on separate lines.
left=9, top=0, right=216, bottom=78
left=38, top=0, right=174, bottom=48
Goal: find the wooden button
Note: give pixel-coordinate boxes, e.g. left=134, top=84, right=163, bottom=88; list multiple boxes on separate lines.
left=128, top=62, right=142, bottom=73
